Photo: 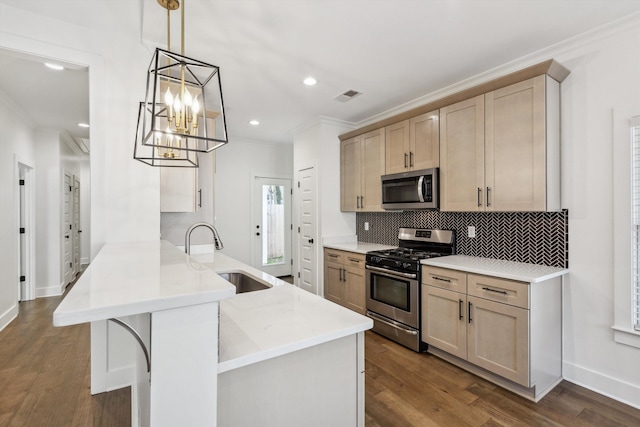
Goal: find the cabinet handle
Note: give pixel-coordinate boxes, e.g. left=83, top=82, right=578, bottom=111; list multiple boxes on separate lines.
left=459, top=299, right=464, bottom=320
left=360, top=195, right=364, bottom=208
left=198, top=189, right=202, bottom=208
left=433, top=276, right=451, bottom=283
left=404, top=153, right=408, bottom=168
left=409, top=151, right=414, bottom=167
left=328, top=254, right=339, bottom=258
left=482, top=286, right=508, bottom=295
left=477, top=187, right=482, bottom=207
left=486, top=187, right=491, bottom=207
left=468, top=301, right=473, bottom=323
left=348, top=258, right=361, bottom=263
left=341, top=268, right=345, bottom=282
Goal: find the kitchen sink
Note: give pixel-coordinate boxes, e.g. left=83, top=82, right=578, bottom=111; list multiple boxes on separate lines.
left=218, top=272, right=270, bottom=293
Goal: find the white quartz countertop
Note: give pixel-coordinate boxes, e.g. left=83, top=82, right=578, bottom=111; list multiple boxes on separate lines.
left=53, top=241, right=236, bottom=326
left=190, top=251, right=373, bottom=373
left=323, top=241, right=396, bottom=254
left=422, top=255, right=569, bottom=283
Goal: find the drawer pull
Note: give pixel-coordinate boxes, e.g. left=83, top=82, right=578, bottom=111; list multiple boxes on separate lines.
left=433, top=276, right=452, bottom=283
left=328, top=254, right=339, bottom=258
left=482, top=286, right=508, bottom=295
left=348, top=258, right=361, bottom=263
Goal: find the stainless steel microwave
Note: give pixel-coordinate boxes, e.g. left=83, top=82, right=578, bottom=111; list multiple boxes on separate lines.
left=381, top=168, right=438, bottom=210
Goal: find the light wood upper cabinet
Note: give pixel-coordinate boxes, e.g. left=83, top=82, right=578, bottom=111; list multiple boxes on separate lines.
left=440, top=95, right=485, bottom=212
left=340, top=136, right=361, bottom=212
left=340, top=129, right=385, bottom=212
left=385, top=111, right=439, bottom=174
left=410, top=112, right=440, bottom=170
left=440, top=75, right=560, bottom=212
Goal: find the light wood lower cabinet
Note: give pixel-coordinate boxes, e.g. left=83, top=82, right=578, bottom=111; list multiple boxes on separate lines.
left=324, top=249, right=366, bottom=314
left=422, top=265, right=561, bottom=402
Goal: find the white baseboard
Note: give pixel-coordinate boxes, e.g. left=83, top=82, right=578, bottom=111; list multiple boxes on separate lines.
left=36, top=282, right=65, bottom=298
left=0, top=304, right=19, bottom=333
left=563, top=361, right=640, bottom=410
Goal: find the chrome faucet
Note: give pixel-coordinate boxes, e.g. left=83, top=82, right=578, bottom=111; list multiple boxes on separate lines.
left=185, top=222, right=224, bottom=254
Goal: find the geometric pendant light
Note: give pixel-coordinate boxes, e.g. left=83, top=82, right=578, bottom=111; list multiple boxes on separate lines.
left=134, top=0, right=228, bottom=167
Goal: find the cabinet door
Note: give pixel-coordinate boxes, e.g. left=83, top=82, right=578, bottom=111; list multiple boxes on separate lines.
left=410, top=111, right=440, bottom=169
left=360, top=128, right=385, bottom=212
left=324, top=260, right=345, bottom=305
left=467, top=295, right=530, bottom=386
left=485, top=75, right=546, bottom=211
left=385, top=120, right=410, bottom=174
left=160, top=167, right=198, bottom=212
left=422, top=285, right=467, bottom=359
left=340, top=136, right=361, bottom=212
left=440, top=95, right=485, bottom=212
left=344, top=264, right=366, bottom=315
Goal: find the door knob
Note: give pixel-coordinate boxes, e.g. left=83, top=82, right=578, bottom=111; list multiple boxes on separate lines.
left=308, top=238, right=314, bottom=244
left=256, top=232, right=261, bottom=236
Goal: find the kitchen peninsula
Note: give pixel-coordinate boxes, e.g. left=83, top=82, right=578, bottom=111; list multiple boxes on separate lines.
left=53, top=241, right=372, bottom=427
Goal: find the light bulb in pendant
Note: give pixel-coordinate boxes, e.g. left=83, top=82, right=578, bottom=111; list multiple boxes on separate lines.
left=184, top=89, right=193, bottom=107
left=164, top=87, right=173, bottom=106
left=174, top=95, right=181, bottom=112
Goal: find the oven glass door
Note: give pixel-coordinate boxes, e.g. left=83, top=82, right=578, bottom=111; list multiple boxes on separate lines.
left=366, top=268, right=419, bottom=328
left=371, top=274, right=410, bottom=311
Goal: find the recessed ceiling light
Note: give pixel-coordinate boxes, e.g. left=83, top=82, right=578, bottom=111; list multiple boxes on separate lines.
left=44, top=63, right=65, bottom=71
left=77, top=123, right=90, bottom=128
left=249, top=120, right=260, bottom=126
left=303, top=76, right=317, bottom=86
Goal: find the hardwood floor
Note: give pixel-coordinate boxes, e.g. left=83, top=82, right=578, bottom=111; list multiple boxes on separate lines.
left=365, top=331, right=640, bottom=426
left=1, top=289, right=639, bottom=427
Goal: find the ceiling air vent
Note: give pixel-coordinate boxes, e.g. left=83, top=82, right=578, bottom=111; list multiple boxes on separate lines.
left=334, top=89, right=362, bottom=103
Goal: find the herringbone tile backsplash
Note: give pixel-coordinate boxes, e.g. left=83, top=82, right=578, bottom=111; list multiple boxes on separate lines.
left=356, top=209, right=568, bottom=268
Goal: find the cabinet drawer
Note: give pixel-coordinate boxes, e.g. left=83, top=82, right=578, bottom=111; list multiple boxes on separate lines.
left=467, top=274, right=529, bottom=309
left=422, top=266, right=467, bottom=293
left=344, top=253, right=365, bottom=269
left=324, top=249, right=345, bottom=264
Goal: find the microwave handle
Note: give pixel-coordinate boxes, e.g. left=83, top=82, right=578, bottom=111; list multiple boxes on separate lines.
left=417, top=176, right=425, bottom=202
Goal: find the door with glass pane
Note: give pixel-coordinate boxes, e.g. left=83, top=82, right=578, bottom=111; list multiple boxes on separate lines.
left=252, top=177, right=292, bottom=277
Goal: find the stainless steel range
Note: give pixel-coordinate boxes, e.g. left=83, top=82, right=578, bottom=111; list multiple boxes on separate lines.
left=365, top=228, right=455, bottom=351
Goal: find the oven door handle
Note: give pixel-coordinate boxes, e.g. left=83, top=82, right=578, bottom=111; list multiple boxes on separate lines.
left=365, top=264, right=417, bottom=280
left=367, top=311, right=418, bottom=336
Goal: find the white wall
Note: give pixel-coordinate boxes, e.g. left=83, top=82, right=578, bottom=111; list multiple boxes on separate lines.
left=215, top=139, right=293, bottom=266
left=0, top=91, right=36, bottom=331
left=34, top=128, right=62, bottom=296
left=554, top=19, right=640, bottom=408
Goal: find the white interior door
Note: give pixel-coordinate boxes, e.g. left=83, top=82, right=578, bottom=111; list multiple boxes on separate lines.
left=297, top=166, right=318, bottom=294
left=73, top=176, right=81, bottom=278
left=252, top=177, right=292, bottom=277
left=16, top=158, right=35, bottom=302
left=63, top=172, right=73, bottom=287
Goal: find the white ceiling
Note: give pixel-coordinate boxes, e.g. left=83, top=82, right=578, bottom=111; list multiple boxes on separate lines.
left=1, top=0, right=640, bottom=144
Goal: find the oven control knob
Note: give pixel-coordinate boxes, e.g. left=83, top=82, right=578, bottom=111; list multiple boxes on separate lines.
left=402, top=262, right=412, bottom=270
left=395, top=260, right=402, bottom=267
left=371, top=256, right=381, bottom=263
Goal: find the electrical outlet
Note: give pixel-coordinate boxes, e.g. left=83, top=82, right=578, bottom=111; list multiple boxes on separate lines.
left=468, top=226, right=476, bottom=238
left=364, top=222, right=370, bottom=231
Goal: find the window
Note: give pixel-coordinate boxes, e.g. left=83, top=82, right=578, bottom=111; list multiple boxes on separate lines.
left=632, top=117, right=640, bottom=331
left=613, top=112, right=640, bottom=348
